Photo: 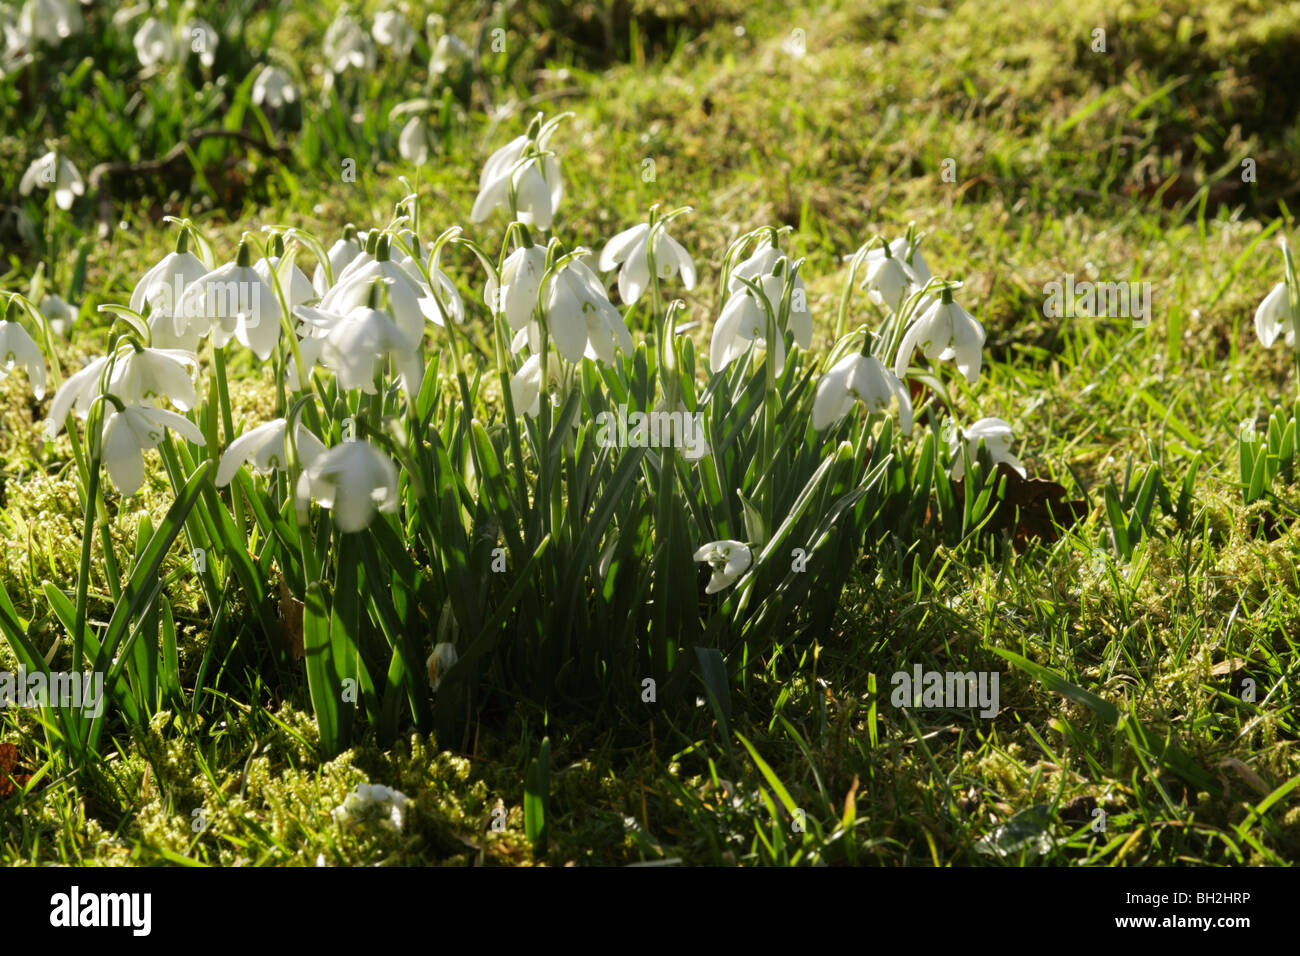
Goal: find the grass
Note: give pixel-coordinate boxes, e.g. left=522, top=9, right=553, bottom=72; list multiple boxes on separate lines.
left=1, top=0, right=1299, bottom=865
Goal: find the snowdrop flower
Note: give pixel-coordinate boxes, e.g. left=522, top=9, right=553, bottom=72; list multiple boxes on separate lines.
left=254, top=254, right=316, bottom=312
left=134, top=17, right=177, bottom=68
left=18, top=0, right=82, bottom=46
left=332, top=783, right=408, bottom=832
left=178, top=242, right=284, bottom=359
left=39, top=294, right=78, bottom=337
left=45, top=345, right=198, bottom=434
left=251, top=65, right=298, bottom=110
left=724, top=243, right=812, bottom=347
left=129, top=236, right=210, bottom=338
left=509, top=352, right=556, bottom=418
left=893, top=289, right=985, bottom=384
left=372, top=9, right=415, bottom=58
left=0, top=319, right=45, bottom=398
left=44, top=355, right=109, bottom=433
left=295, top=440, right=399, bottom=533
left=430, top=32, right=471, bottom=75
left=598, top=220, right=696, bottom=305
left=319, top=244, right=428, bottom=346
left=184, top=19, right=218, bottom=68
left=860, top=243, right=918, bottom=313
left=693, top=540, right=753, bottom=594
left=398, top=115, right=433, bottom=165
left=427, top=642, right=457, bottom=692
left=101, top=405, right=206, bottom=495
left=812, top=352, right=912, bottom=433
left=485, top=243, right=546, bottom=333
left=710, top=273, right=799, bottom=373
left=148, top=311, right=201, bottom=352
left=540, top=258, right=632, bottom=364
left=471, top=126, right=563, bottom=230
left=106, top=346, right=200, bottom=411
left=864, top=237, right=930, bottom=285
left=394, top=240, right=464, bottom=329
left=317, top=301, right=425, bottom=397
left=215, top=418, right=327, bottom=486
left=324, top=14, right=374, bottom=73
left=948, top=417, right=1025, bottom=480
left=312, top=228, right=363, bottom=296
left=1254, top=281, right=1296, bottom=349
left=19, top=151, right=84, bottom=211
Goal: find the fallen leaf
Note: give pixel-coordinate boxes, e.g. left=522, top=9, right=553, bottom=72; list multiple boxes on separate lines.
left=954, top=462, right=1089, bottom=546
left=0, top=742, right=32, bottom=798
left=278, top=575, right=305, bottom=663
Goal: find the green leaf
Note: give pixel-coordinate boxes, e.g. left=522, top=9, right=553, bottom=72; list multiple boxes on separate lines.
left=991, top=647, right=1119, bottom=724
left=694, top=646, right=731, bottom=739
left=524, top=736, right=551, bottom=851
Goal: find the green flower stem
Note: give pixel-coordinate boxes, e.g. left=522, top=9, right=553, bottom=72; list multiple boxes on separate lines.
left=212, top=342, right=246, bottom=533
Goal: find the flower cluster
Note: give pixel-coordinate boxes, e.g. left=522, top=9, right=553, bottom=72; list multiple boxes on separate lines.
left=0, top=112, right=1032, bottom=756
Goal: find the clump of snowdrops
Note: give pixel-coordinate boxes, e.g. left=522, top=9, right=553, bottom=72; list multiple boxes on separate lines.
left=0, top=113, right=1026, bottom=760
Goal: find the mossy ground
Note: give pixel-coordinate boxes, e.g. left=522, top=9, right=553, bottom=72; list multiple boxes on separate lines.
left=2, top=0, right=1299, bottom=864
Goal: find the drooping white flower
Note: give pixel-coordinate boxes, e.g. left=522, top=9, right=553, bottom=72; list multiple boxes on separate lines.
left=893, top=290, right=985, bottom=384
left=693, top=539, right=753, bottom=594
left=45, top=355, right=109, bottom=433
left=1254, top=281, right=1296, bottom=349
left=324, top=14, right=374, bottom=73
left=148, top=310, right=201, bottom=351
left=598, top=221, right=696, bottom=305
left=372, top=9, right=415, bottom=57
left=251, top=65, right=298, bottom=110
left=185, top=19, right=218, bottom=68
left=254, top=255, right=316, bottom=312
left=470, top=130, right=563, bottom=230
left=398, top=115, right=433, bottom=165
left=948, top=417, right=1025, bottom=480
left=864, top=237, right=930, bottom=286
left=540, top=258, right=632, bottom=365
left=216, top=418, right=327, bottom=486
left=430, top=32, right=471, bottom=75
left=295, top=440, right=400, bottom=533
left=101, top=404, right=206, bottom=495
left=427, top=641, right=457, bottom=692
left=710, top=273, right=795, bottom=373
left=860, top=245, right=918, bottom=313
left=0, top=319, right=45, bottom=398
left=509, top=352, right=546, bottom=417
left=312, top=230, right=363, bottom=296
left=45, top=346, right=198, bottom=434
left=318, top=303, right=425, bottom=397
left=133, top=17, right=177, bottom=68
left=485, top=244, right=546, bottom=333
left=728, top=241, right=784, bottom=291
left=332, top=783, right=408, bottom=832
left=319, top=252, right=427, bottom=346
left=130, top=246, right=210, bottom=338
left=18, top=0, right=82, bottom=46
left=812, top=352, right=912, bottom=433
left=106, top=346, right=200, bottom=411
left=397, top=242, right=464, bottom=329
left=39, top=294, right=78, bottom=337
left=178, top=246, right=284, bottom=359
left=723, top=243, right=812, bottom=348
left=18, top=151, right=84, bottom=211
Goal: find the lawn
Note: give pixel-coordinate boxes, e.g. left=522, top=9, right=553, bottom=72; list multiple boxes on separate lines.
left=0, top=0, right=1298, bottom=866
